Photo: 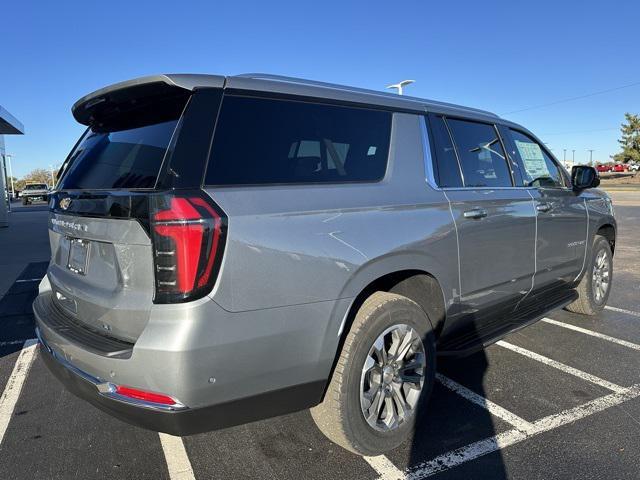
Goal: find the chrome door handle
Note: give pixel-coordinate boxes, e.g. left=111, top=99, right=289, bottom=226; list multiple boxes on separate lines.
left=536, top=202, right=552, bottom=213
left=463, top=208, right=488, bottom=219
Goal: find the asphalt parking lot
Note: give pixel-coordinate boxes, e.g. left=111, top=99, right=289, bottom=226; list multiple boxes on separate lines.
left=1, top=192, right=639, bottom=480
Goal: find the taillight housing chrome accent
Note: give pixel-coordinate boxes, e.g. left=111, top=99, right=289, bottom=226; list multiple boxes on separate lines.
left=150, top=190, right=227, bottom=304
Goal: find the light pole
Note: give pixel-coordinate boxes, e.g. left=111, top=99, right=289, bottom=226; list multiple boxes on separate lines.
left=386, top=80, right=415, bottom=96
left=5, top=154, right=15, bottom=200
left=572, top=149, right=575, bottom=165
left=587, top=149, right=595, bottom=166
left=563, top=149, right=567, bottom=163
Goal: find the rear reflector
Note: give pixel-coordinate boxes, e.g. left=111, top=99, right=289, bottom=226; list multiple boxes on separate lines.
left=114, top=385, right=179, bottom=406
left=150, top=191, right=227, bottom=303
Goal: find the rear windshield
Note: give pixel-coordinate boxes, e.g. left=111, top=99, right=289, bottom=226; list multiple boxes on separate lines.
left=57, top=120, right=179, bottom=189
left=205, top=96, right=392, bottom=185
left=25, top=184, right=48, bottom=190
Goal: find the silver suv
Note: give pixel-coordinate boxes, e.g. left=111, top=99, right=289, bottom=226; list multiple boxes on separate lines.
left=35, top=74, right=616, bottom=456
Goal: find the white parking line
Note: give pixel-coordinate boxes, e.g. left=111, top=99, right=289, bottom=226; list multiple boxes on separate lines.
left=364, top=454, right=405, bottom=480
left=0, top=339, right=38, bottom=446
left=159, top=433, right=196, bottom=480
left=604, top=305, right=640, bottom=318
left=397, top=384, right=640, bottom=479
left=365, top=374, right=539, bottom=480
left=496, top=341, right=626, bottom=393
left=542, top=317, right=640, bottom=351
left=436, top=374, right=535, bottom=433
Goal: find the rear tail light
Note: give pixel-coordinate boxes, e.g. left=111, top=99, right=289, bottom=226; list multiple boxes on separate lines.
left=114, top=385, right=181, bottom=406
left=150, top=190, right=227, bottom=303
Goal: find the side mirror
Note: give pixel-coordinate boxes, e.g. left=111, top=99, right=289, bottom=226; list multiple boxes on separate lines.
left=571, top=165, right=600, bottom=190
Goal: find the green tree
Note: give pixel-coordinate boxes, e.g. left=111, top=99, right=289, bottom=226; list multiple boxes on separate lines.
left=612, top=113, right=640, bottom=163
left=22, top=168, right=53, bottom=186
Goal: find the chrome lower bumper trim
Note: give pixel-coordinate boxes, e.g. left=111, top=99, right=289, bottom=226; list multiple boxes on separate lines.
left=35, top=327, right=188, bottom=412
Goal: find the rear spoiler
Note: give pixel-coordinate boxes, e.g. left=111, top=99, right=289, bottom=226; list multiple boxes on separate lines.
left=72, top=74, right=226, bottom=126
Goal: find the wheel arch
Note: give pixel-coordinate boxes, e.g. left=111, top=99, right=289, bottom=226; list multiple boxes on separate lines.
left=596, top=223, right=616, bottom=254
left=319, top=262, right=448, bottom=401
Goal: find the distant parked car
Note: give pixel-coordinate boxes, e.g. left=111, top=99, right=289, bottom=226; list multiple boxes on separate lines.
left=21, top=183, right=49, bottom=205
left=596, top=164, right=611, bottom=173
left=628, top=163, right=640, bottom=172
left=612, top=164, right=628, bottom=173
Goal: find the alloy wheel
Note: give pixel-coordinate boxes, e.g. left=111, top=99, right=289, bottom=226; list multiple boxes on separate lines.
left=360, top=324, right=426, bottom=432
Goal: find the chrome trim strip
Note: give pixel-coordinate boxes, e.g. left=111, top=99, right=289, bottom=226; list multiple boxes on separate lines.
left=35, top=328, right=188, bottom=412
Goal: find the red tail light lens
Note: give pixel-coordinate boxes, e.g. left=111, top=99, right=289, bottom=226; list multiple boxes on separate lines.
left=151, top=191, right=227, bottom=303
left=114, top=385, right=181, bottom=406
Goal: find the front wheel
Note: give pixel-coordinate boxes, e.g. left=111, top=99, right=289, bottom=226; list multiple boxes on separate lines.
left=566, top=235, right=613, bottom=315
left=310, top=291, right=436, bottom=456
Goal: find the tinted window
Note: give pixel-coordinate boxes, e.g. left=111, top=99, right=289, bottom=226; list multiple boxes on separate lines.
left=205, top=96, right=391, bottom=185
left=447, top=119, right=512, bottom=187
left=59, top=120, right=179, bottom=189
left=428, top=115, right=462, bottom=187
left=509, top=129, right=565, bottom=188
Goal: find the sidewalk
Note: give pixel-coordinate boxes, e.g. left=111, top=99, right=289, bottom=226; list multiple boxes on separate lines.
left=0, top=203, right=50, bottom=298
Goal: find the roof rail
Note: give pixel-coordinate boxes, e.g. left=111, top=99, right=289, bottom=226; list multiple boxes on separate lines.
left=234, top=73, right=499, bottom=119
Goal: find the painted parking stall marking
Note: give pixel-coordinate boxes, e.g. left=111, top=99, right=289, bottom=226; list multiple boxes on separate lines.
left=541, top=317, right=640, bottom=351
left=496, top=341, right=626, bottom=393
left=0, top=339, right=38, bottom=446
left=385, top=384, right=640, bottom=479
left=371, top=316, right=640, bottom=479
left=435, top=374, right=535, bottom=434
left=364, top=454, right=405, bottom=480
left=604, top=305, right=640, bottom=318
left=159, top=433, right=196, bottom=480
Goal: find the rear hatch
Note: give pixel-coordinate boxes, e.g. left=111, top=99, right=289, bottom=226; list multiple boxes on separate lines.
left=48, top=78, right=226, bottom=343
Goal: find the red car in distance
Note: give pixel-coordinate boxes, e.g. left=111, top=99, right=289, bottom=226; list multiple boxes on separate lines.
left=612, top=164, right=629, bottom=173
left=596, top=164, right=612, bottom=173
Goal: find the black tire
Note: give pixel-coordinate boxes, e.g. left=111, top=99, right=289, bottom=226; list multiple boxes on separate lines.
left=22, top=197, right=28, bottom=205
left=310, top=291, right=436, bottom=456
left=565, top=235, right=613, bottom=315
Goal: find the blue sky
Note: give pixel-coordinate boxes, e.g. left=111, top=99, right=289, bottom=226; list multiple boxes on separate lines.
left=2, top=0, right=639, bottom=177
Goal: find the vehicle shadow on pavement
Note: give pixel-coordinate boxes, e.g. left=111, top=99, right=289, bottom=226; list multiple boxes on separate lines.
left=0, top=262, right=47, bottom=358
left=402, top=335, right=508, bottom=479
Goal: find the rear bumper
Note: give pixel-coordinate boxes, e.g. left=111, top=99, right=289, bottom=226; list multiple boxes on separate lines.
left=37, top=327, right=323, bottom=435
left=37, top=327, right=194, bottom=435
left=34, top=287, right=332, bottom=435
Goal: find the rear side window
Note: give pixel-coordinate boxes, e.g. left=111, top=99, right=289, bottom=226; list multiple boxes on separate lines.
left=509, top=129, right=565, bottom=188
left=447, top=119, right=512, bottom=187
left=205, top=96, right=391, bottom=185
left=428, top=115, right=462, bottom=188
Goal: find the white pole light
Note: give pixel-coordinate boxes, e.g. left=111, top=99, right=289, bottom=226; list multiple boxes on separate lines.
left=386, top=80, right=415, bottom=96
